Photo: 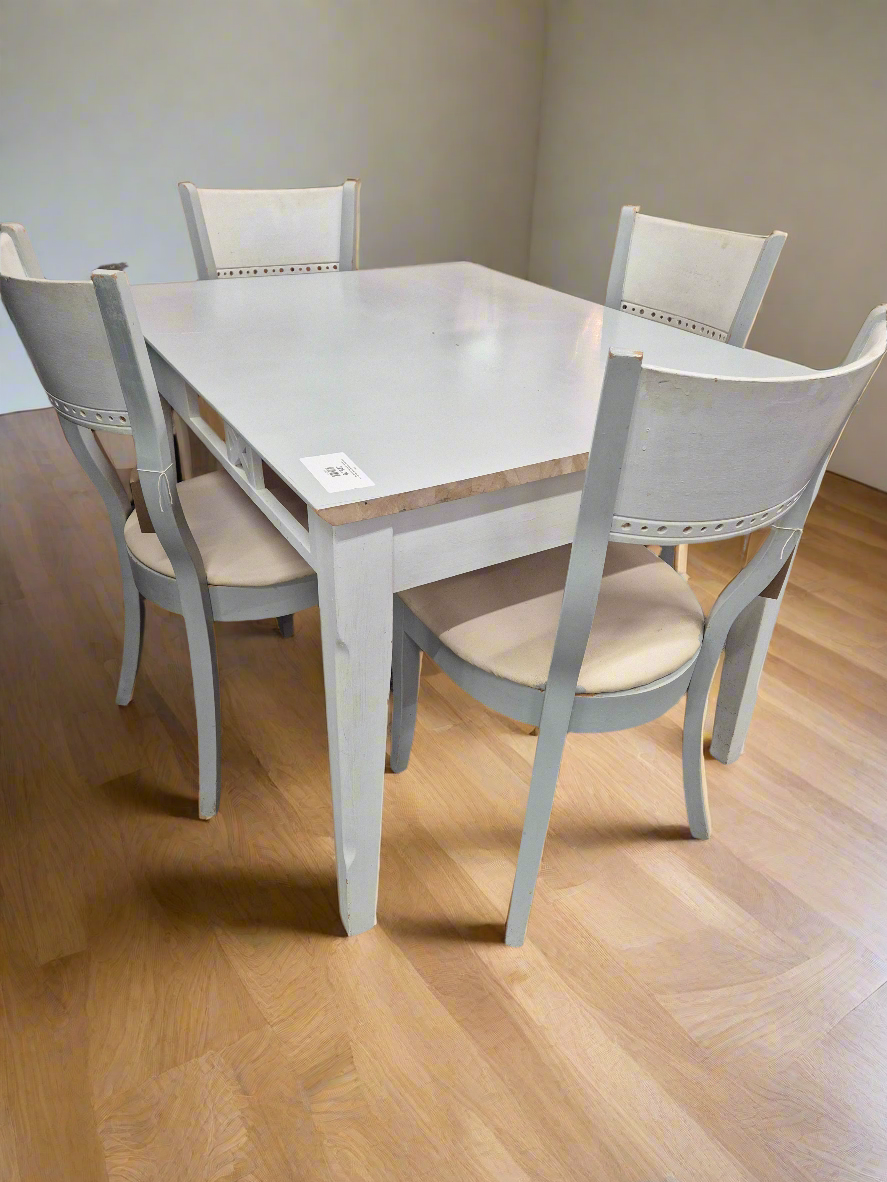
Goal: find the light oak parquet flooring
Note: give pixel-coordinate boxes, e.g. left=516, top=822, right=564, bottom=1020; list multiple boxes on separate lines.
left=2, top=408, right=887, bottom=1180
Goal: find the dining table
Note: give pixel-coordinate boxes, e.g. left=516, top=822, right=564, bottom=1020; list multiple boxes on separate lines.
left=133, top=261, right=811, bottom=936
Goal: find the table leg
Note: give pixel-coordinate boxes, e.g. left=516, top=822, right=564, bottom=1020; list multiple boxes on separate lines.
left=310, top=511, right=394, bottom=935
left=172, top=410, right=193, bottom=479
left=709, top=553, right=793, bottom=763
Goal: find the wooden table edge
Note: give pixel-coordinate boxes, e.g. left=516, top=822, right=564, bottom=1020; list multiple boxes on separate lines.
left=315, top=453, right=590, bottom=525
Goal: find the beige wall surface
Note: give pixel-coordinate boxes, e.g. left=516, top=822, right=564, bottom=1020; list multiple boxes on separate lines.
left=1, top=0, right=544, bottom=412
left=530, top=0, right=887, bottom=490
left=6, top=0, right=885, bottom=491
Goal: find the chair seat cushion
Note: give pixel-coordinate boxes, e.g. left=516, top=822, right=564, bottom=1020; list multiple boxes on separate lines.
left=399, top=544, right=705, bottom=695
left=124, top=470, right=314, bottom=588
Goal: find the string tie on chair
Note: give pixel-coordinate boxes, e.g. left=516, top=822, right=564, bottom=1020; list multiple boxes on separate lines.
left=772, top=525, right=802, bottom=560
left=137, top=463, right=175, bottom=512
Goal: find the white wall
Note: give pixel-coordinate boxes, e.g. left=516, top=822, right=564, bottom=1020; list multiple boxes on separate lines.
left=9, top=0, right=885, bottom=492
left=1, top=0, right=544, bottom=413
left=530, top=0, right=887, bottom=490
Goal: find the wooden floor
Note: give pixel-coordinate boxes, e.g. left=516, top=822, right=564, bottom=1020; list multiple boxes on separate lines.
left=2, top=408, right=887, bottom=1182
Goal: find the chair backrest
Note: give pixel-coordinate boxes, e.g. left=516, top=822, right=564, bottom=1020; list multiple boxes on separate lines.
left=605, top=206, right=787, bottom=346
left=612, top=306, right=886, bottom=545
left=179, top=179, right=360, bottom=280
left=1, top=235, right=142, bottom=551
left=1, top=228, right=130, bottom=431
left=542, top=305, right=886, bottom=710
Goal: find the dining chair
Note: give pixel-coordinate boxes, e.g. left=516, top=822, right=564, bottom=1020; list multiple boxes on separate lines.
left=1, top=260, right=318, bottom=820
left=390, top=305, right=886, bottom=945
left=605, top=205, right=787, bottom=577
left=2, top=219, right=149, bottom=667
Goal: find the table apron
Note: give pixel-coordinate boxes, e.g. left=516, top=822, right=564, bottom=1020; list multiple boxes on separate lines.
left=150, top=343, right=587, bottom=591
left=390, top=472, right=584, bottom=592
left=150, top=347, right=314, bottom=565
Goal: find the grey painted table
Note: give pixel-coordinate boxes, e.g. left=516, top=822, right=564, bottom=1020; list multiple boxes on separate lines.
left=134, top=262, right=811, bottom=936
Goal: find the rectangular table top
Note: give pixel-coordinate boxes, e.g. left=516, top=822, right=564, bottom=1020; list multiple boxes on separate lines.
left=134, top=262, right=812, bottom=524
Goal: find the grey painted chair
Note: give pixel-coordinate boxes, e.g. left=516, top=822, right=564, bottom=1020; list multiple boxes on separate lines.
left=1, top=253, right=318, bottom=819
left=1, top=221, right=146, bottom=690
left=390, top=306, right=887, bottom=945
left=178, top=179, right=360, bottom=280
left=605, top=206, right=787, bottom=578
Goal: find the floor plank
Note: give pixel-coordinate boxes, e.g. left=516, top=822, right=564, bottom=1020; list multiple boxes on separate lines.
left=3, top=408, right=887, bottom=1181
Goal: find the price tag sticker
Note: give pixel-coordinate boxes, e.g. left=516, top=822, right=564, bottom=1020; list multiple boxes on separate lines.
left=300, top=452, right=374, bottom=493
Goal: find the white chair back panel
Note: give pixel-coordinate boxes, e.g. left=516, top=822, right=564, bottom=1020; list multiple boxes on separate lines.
left=622, top=216, right=767, bottom=336
left=199, top=186, right=344, bottom=272
left=613, top=348, right=885, bottom=539
left=0, top=276, right=130, bottom=426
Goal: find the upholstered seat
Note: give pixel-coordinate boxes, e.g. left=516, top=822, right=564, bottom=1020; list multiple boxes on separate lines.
left=2, top=230, right=321, bottom=822
left=124, top=469, right=313, bottom=587
left=391, top=315, right=887, bottom=948
left=400, top=543, right=704, bottom=695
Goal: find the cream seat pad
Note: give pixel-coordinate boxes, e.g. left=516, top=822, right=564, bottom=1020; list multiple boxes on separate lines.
left=400, top=544, right=704, bottom=695
left=125, top=470, right=313, bottom=588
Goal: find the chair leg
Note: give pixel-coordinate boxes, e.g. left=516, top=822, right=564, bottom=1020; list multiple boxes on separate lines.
left=180, top=594, right=222, bottom=820
left=173, top=410, right=193, bottom=480
left=389, top=599, right=421, bottom=773
left=277, top=614, right=294, bottom=638
left=115, top=566, right=145, bottom=706
left=659, top=544, right=689, bottom=580
left=674, top=543, right=690, bottom=579
left=504, top=722, right=570, bottom=947
left=681, top=661, right=716, bottom=840
left=710, top=596, right=777, bottom=764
